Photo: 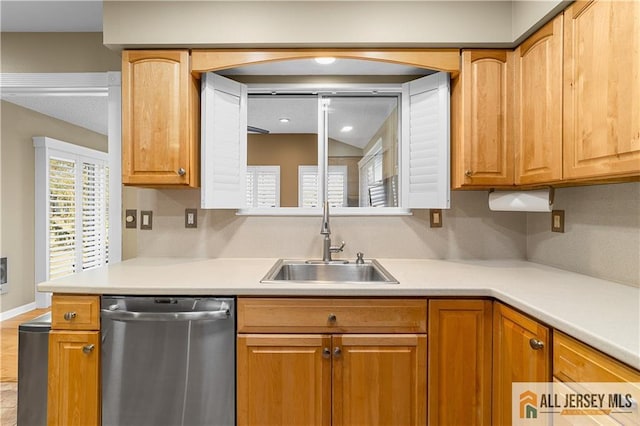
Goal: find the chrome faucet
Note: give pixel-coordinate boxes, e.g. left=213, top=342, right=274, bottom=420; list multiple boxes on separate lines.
left=320, top=201, right=345, bottom=262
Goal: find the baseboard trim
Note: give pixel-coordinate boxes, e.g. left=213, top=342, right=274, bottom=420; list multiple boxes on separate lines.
left=0, top=302, right=37, bottom=321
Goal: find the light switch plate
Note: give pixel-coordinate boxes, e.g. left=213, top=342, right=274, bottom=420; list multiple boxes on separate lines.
left=185, top=208, right=197, bottom=228
left=125, top=209, right=137, bottom=229
left=140, top=211, right=153, bottom=230
left=551, top=210, right=565, bottom=233
left=429, top=209, right=443, bottom=228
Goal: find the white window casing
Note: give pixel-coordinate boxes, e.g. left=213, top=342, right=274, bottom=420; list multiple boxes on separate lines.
left=201, top=73, right=248, bottom=208
left=34, top=136, right=109, bottom=289
left=401, top=72, right=451, bottom=209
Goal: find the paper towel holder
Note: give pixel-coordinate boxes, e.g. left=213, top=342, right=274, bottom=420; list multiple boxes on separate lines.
left=487, top=187, right=555, bottom=212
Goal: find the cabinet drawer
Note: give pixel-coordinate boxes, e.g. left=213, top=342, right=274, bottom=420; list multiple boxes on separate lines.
left=51, top=294, right=100, bottom=330
left=238, top=298, right=427, bottom=333
left=554, top=332, right=640, bottom=383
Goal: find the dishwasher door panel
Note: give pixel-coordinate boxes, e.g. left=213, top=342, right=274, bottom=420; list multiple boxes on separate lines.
left=101, top=296, right=235, bottom=426
left=183, top=318, right=235, bottom=425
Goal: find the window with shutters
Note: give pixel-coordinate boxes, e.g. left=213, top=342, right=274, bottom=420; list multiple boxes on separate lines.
left=299, top=165, right=347, bottom=208
left=202, top=72, right=450, bottom=213
left=246, top=166, right=280, bottom=207
left=35, top=137, right=109, bottom=281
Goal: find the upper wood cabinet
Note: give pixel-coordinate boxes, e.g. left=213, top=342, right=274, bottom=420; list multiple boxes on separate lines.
left=563, top=0, right=640, bottom=181
left=513, top=15, right=564, bottom=185
left=452, top=50, right=513, bottom=188
left=122, top=50, right=200, bottom=187
left=428, top=299, right=493, bottom=426
left=493, top=302, right=550, bottom=426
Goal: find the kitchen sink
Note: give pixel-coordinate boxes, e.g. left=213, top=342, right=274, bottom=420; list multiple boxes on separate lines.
left=261, top=259, right=399, bottom=284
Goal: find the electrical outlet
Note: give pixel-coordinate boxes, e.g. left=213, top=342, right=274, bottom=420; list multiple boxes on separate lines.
left=0, top=257, right=7, bottom=284
left=429, top=209, right=443, bottom=228
left=125, top=209, right=137, bottom=229
left=551, top=210, right=565, bottom=233
left=185, top=209, right=197, bottom=228
left=140, top=211, right=153, bottom=230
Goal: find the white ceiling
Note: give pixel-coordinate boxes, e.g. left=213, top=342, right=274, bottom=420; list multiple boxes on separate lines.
left=248, top=95, right=398, bottom=149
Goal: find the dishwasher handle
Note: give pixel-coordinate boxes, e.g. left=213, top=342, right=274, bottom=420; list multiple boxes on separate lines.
left=101, top=307, right=230, bottom=322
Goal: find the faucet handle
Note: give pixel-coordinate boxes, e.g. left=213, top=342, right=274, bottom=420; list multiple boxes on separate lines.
left=330, top=241, right=345, bottom=253
left=356, top=252, right=365, bottom=264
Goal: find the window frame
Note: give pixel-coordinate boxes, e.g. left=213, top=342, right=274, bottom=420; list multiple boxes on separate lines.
left=34, top=136, right=109, bottom=290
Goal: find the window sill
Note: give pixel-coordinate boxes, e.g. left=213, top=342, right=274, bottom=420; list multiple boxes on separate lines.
left=235, top=207, right=414, bottom=217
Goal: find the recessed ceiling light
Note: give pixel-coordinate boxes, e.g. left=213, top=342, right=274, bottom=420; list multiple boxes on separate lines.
left=279, top=118, right=290, bottom=123
left=315, top=57, right=336, bottom=65
left=341, top=126, right=353, bottom=133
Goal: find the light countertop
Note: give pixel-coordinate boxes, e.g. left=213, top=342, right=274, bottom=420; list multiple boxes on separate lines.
left=38, top=257, right=640, bottom=370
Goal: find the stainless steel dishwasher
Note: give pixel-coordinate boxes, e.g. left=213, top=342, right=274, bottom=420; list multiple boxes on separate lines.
left=101, top=296, right=235, bottom=426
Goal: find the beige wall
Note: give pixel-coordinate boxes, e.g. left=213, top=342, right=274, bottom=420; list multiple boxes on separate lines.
left=248, top=133, right=317, bottom=207
left=104, top=1, right=513, bottom=49
left=0, top=102, right=107, bottom=313
left=0, top=32, right=121, bottom=72
left=129, top=188, right=527, bottom=260
left=527, top=183, right=640, bottom=287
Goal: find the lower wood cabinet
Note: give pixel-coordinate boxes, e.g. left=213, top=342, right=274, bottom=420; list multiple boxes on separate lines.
left=48, top=295, right=100, bottom=426
left=428, top=299, right=493, bottom=425
left=47, top=331, right=100, bottom=426
left=492, top=302, right=551, bottom=426
left=236, top=298, right=427, bottom=426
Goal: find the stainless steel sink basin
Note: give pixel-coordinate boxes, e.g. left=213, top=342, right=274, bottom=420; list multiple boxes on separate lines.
left=261, top=259, right=399, bottom=284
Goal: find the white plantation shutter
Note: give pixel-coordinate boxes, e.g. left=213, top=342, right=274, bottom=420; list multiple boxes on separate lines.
left=201, top=73, right=248, bottom=208
left=402, top=72, right=450, bottom=208
left=246, top=166, right=280, bottom=208
left=327, top=166, right=348, bottom=207
left=299, top=165, right=347, bottom=208
left=82, top=162, right=109, bottom=270
left=35, top=137, right=109, bottom=282
left=48, top=157, right=77, bottom=280
left=298, top=166, right=320, bottom=208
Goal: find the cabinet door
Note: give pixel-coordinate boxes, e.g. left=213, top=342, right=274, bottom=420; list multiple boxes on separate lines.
left=333, top=334, right=427, bottom=426
left=428, top=300, right=492, bottom=426
left=514, top=15, right=563, bottom=185
left=452, top=50, right=513, bottom=188
left=563, top=0, right=640, bottom=180
left=493, top=303, right=550, bottom=426
left=237, top=334, right=331, bottom=426
left=122, top=50, right=199, bottom=187
left=47, top=331, right=99, bottom=426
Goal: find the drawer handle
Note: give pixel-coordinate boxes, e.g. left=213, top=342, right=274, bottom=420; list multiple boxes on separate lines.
left=177, top=168, right=186, bottom=176
left=327, top=313, right=337, bottom=323
left=333, top=347, right=342, bottom=358
left=322, top=347, right=331, bottom=359
left=465, top=170, right=473, bottom=177
left=82, top=344, right=95, bottom=354
left=63, top=312, right=77, bottom=321
left=529, top=338, right=545, bottom=350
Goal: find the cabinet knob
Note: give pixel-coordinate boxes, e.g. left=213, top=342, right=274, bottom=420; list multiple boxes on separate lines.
left=322, top=347, right=331, bottom=359
left=333, top=347, right=342, bottom=357
left=63, top=312, right=77, bottom=321
left=177, top=168, right=186, bottom=176
left=327, top=313, right=337, bottom=323
left=82, top=344, right=95, bottom=354
left=529, top=338, right=545, bottom=350
left=465, top=170, right=473, bottom=177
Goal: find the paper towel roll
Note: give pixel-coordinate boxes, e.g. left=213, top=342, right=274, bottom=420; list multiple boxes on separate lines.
left=488, top=189, right=553, bottom=212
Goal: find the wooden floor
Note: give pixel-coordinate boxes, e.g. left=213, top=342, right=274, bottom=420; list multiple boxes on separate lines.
left=1, top=309, right=49, bottom=382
